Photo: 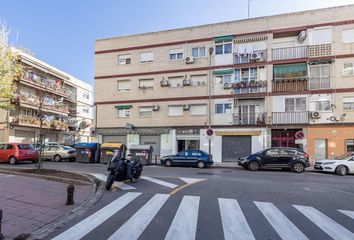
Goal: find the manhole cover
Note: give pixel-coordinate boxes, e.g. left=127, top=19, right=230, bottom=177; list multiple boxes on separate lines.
left=197, top=172, right=214, bottom=175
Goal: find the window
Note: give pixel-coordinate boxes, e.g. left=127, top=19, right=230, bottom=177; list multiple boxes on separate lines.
left=215, top=41, right=232, bottom=55
left=117, top=80, right=131, bottom=91
left=342, top=29, right=354, bottom=43
left=139, top=107, right=153, bottom=117
left=169, top=49, right=183, bottom=60
left=190, top=104, right=207, bottom=115
left=117, top=108, right=131, bottom=118
left=346, top=140, right=354, bottom=152
left=82, top=107, right=89, bottom=114
left=215, top=75, right=231, bottom=84
left=310, top=27, right=332, bottom=45
left=191, top=47, right=206, bottom=58
left=168, top=105, right=183, bottom=116
left=191, top=151, right=202, bottom=156
left=168, top=76, right=184, bottom=88
left=265, top=149, right=278, bottom=157
left=118, top=54, right=131, bottom=65
left=343, top=63, right=354, bottom=76
left=83, top=92, right=90, bottom=100
left=190, top=75, right=207, bottom=86
left=314, top=100, right=331, bottom=111
left=140, top=52, right=154, bottom=63
left=309, top=64, right=331, bottom=89
left=343, top=97, right=354, bottom=110
left=285, top=98, right=306, bottom=111
left=21, top=109, right=37, bottom=117
left=139, top=79, right=154, bottom=89
left=215, top=103, right=232, bottom=114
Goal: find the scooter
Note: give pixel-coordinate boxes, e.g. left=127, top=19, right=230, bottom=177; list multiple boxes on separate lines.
left=105, top=148, right=143, bottom=191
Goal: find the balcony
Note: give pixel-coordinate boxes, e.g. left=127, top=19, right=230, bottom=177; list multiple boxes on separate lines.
left=233, top=112, right=267, bottom=125
left=234, top=50, right=267, bottom=64
left=272, top=80, right=308, bottom=93
left=309, top=76, right=331, bottom=90
left=17, top=94, right=70, bottom=115
left=309, top=44, right=332, bottom=58
left=272, top=111, right=309, bottom=124
left=233, top=81, right=267, bottom=94
left=10, top=115, right=68, bottom=130
left=272, top=46, right=308, bottom=61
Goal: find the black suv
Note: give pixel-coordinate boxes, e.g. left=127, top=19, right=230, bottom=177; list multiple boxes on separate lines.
left=237, top=147, right=310, bottom=173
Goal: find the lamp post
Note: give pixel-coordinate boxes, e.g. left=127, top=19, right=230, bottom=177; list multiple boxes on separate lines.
left=208, top=47, right=214, bottom=154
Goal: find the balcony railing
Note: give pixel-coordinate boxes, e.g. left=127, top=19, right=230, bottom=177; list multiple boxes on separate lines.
left=272, top=46, right=308, bottom=61
left=18, top=94, right=70, bottom=114
left=309, top=76, right=331, bottom=90
left=309, top=44, right=332, bottom=58
left=272, top=111, right=309, bottom=124
left=272, top=80, right=308, bottom=93
left=233, top=81, right=267, bottom=94
left=10, top=115, right=68, bottom=130
left=233, top=112, right=267, bottom=125
left=234, top=50, right=267, bottom=64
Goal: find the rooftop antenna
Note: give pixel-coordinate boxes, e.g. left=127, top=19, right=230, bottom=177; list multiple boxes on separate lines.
left=248, top=0, right=252, bottom=19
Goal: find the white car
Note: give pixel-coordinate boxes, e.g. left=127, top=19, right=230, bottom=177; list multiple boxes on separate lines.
left=314, top=154, right=354, bottom=176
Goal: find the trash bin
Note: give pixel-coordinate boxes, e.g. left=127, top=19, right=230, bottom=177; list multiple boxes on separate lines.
left=75, top=142, right=101, bottom=163
left=129, top=145, right=153, bottom=165
left=100, top=143, right=127, bottom=164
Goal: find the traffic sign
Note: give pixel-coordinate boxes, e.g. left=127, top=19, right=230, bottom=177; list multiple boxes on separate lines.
left=206, top=129, right=214, bottom=136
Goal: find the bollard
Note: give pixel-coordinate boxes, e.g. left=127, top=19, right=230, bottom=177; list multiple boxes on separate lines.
left=0, top=209, right=4, bottom=240
left=66, top=184, right=75, bottom=205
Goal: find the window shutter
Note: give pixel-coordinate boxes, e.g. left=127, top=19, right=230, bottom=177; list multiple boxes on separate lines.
left=190, top=105, right=207, bottom=115
left=140, top=52, right=154, bottom=62
left=342, top=29, right=354, bottom=43
left=168, top=106, right=183, bottom=116
left=118, top=80, right=131, bottom=90
left=311, top=28, right=332, bottom=45
left=190, top=75, right=207, bottom=85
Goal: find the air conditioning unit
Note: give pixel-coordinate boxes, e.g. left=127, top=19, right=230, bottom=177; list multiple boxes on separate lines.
left=152, top=105, right=159, bottom=111
left=298, top=30, right=307, bottom=42
left=251, top=52, right=261, bottom=60
left=310, top=111, right=321, bottom=119
left=223, top=82, right=232, bottom=89
left=183, top=79, right=191, bottom=85
left=160, top=79, right=169, bottom=86
left=183, top=104, right=190, bottom=110
left=185, top=56, right=194, bottom=64
left=329, top=116, right=338, bottom=122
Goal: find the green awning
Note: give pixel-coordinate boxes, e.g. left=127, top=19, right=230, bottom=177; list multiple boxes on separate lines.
left=213, top=35, right=234, bottom=43
left=114, top=105, right=132, bottom=109
left=273, top=63, right=308, bottom=81
left=308, top=60, right=334, bottom=65
left=213, top=69, right=234, bottom=75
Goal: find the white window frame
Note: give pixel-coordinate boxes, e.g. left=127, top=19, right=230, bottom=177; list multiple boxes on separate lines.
left=169, top=49, right=184, bottom=61
left=117, top=108, right=131, bottom=118
left=139, top=79, right=154, bottom=89
left=343, top=97, right=354, bottom=111
left=215, top=103, right=232, bottom=114
left=342, top=28, right=354, bottom=44
left=215, top=41, right=233, bottom=55
left=310, top=27, right=332, bottom=45
left=140, top=52, right=154, bottom=63
left=117, top=80, right=131, bottom=92
left=343, top=63, right=354, bottom=76
left=285, top=98, right=306, bottom=111
left=215, top=75, right=232, bottom=84
left=168, top=105, right=183, bottom=116
left=191, top=47, right=206, bottom=58
left=190, top=104, right=207, bottom=116
left=118, top=54, right=131, bottom=65
left=139, top=107, right=153, bottom=117
left=312, top=100, right=331, bottom=112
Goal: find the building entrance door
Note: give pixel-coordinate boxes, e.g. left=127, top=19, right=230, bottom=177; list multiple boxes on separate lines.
left=314, top=139, right=327, bottom=160
left=177, top=140, right=199, bottom=152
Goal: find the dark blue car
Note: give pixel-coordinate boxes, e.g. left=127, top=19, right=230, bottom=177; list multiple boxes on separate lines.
left=160, top=150, right=213, bottom=168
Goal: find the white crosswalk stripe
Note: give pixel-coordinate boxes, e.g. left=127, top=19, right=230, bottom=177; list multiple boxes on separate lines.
left=218, top=198, right=255, bottom=240
left=90, top=173, right=136, bottom=190
left=52, top=192, right=141, bottom=240
left=255, top=202, right=309, bottom=240
left=164, top=196, right=200, bottom=240
left=141, top=176, right=178, bottom=189
left=108, top=194, right=169, bottom=240
left=294, top=205, right=354, bottom=240
left=339, top=210, right=354, bottom=220
left=0, top=173, right=14, bottom=178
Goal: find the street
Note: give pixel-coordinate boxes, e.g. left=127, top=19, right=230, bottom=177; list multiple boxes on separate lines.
left=8, top=162, right=352, bottom=240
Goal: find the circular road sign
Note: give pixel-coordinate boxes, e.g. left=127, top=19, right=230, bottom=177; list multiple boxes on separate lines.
left=295, top=131, right=305, bottom=140
left=206, top=128, right=214, bottom=136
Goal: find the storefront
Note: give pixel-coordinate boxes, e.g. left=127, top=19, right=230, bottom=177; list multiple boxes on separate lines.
left=175, top=129, right=200, bottom=152
left=271, top=128, right=305, bottom=149
left=307, top=126, right=354, bottom=161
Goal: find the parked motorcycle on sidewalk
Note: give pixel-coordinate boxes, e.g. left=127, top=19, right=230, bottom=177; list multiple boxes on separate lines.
left=105, top=145, right=143, bottom=191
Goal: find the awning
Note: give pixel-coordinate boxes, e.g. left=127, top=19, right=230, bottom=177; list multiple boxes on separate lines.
left=212, top=69, right=234, bottom=75
left=114, top=105, right=132, bottom=109
left=273, top=63, right=308, bottom=81
left=308, top=60, right=334, bottom=65
left=213, top=35, right=234, bottom=43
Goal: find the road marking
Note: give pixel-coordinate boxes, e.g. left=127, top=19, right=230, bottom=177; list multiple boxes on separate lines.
left=165, top=196, right=199, bottom=240
left=218, top=198, right=255, bottom=240
left=108, top=194, right=169, bottom=240
left=52, top=192, right=141, bottom=240
left=294, top=205, right=354, bottom=240
left=0, top=173, right=14, bottom=178
left=339, top=210, right=354, bottom=219
left=90, top=173, right=136, bottom=190
left=141, top=176, right=178, bottom=189
left=179, top=177, right=205, bottom=184
left=255, top=202, right=309, bottom=240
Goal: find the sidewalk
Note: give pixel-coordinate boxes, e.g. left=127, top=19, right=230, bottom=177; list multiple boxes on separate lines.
left=0, top=173, right=92, bottom=240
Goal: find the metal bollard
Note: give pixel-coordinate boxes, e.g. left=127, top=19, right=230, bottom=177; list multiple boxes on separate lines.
left=66, top=184, right=75, bottom=205
left=0, top=209, right=4, bottom=240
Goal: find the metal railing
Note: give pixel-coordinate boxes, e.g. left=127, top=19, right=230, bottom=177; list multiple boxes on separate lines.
left=272, top=111, right=309, bottom=124
left=233, top=81, right=267, bottom=94
left=272, top=46, right=308, bottom=61
left=234, top=50, right=267, bottom=64
left=233, top=112, right=267, bottom=125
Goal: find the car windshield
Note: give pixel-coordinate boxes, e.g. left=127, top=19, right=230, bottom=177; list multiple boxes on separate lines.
left=335, top=154, right=352, bottom=160
left=18, top=144, right=34, bottom=149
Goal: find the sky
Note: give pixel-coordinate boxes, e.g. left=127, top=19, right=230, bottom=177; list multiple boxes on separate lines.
left=1, top=0, right=354, bottom=86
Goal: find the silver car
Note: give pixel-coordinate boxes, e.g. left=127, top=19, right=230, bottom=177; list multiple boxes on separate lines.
left=42, top=146, right=76, bottom=162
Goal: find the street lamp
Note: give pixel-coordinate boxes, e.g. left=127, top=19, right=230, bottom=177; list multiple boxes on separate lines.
left=208, top=47, right=214, bottom=154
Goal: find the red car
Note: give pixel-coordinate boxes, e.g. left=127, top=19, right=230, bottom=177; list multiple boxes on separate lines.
left=0, top=143, right=38, bottom=164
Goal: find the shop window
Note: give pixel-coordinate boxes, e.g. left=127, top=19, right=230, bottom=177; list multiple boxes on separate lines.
left=346, top=139, right=354, bottom=152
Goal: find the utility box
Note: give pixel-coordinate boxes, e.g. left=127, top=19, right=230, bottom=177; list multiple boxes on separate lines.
left=100, top=143, right=126, bottom=164
left=129, top=145, right=153, bottom=165
left=75, top=142, right=101, bottom=163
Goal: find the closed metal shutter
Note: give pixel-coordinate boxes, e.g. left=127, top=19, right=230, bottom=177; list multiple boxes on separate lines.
left=222, top=136, right=251, bottom=162
left=15, top=130, right=36, bottom=143
left=140, top=135, right=161, bottom=159
left=102, top=135, right=127, bottom=144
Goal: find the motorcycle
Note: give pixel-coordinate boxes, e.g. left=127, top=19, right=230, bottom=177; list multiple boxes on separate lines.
left=105, top=147, right=143, bottom=191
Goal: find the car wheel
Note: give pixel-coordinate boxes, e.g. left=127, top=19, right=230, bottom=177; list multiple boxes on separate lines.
left=165, top=159, right=172, bottom=167
left=9, top=156, right=16, bottom=165
left=54, top=155, right=62, bottom=162
left=292, top=162, right=305, bottom=173
left=248, top=161, right=260, bottom=171
left=197, top=161, right=205, bottom=169
left=335, top=165, right=347, bottom=176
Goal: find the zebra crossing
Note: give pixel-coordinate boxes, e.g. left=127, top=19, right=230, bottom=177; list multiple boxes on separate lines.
left=51, top=192, right=354, bottom=240
left=0, top=173, right=14, bottom=178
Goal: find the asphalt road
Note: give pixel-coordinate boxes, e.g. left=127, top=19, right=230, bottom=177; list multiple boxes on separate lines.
left=3, top=162, right=354, bottom=240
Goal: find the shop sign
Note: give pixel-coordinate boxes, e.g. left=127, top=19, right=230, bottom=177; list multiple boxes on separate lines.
left=216, top=131, right=262, bottom=136
left=176, top=129, right=200, bottom=135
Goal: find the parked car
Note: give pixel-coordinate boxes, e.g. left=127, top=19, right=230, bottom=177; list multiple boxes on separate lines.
left=160, top=150, right=213, bottom=168
left=314, top=154, right=354, bottom=176
left=45, top=142, right=61, bottom=147
left=237, top=147, right=310, bottom=173
left=42, top=145, right=76, bottom=162
left=0, top=143, right=38, bottom=164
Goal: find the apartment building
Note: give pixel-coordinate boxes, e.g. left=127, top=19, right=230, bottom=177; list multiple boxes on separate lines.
left=94, top=5, right=354, bottom=162
left=0, top=50, right=94, bottom=145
